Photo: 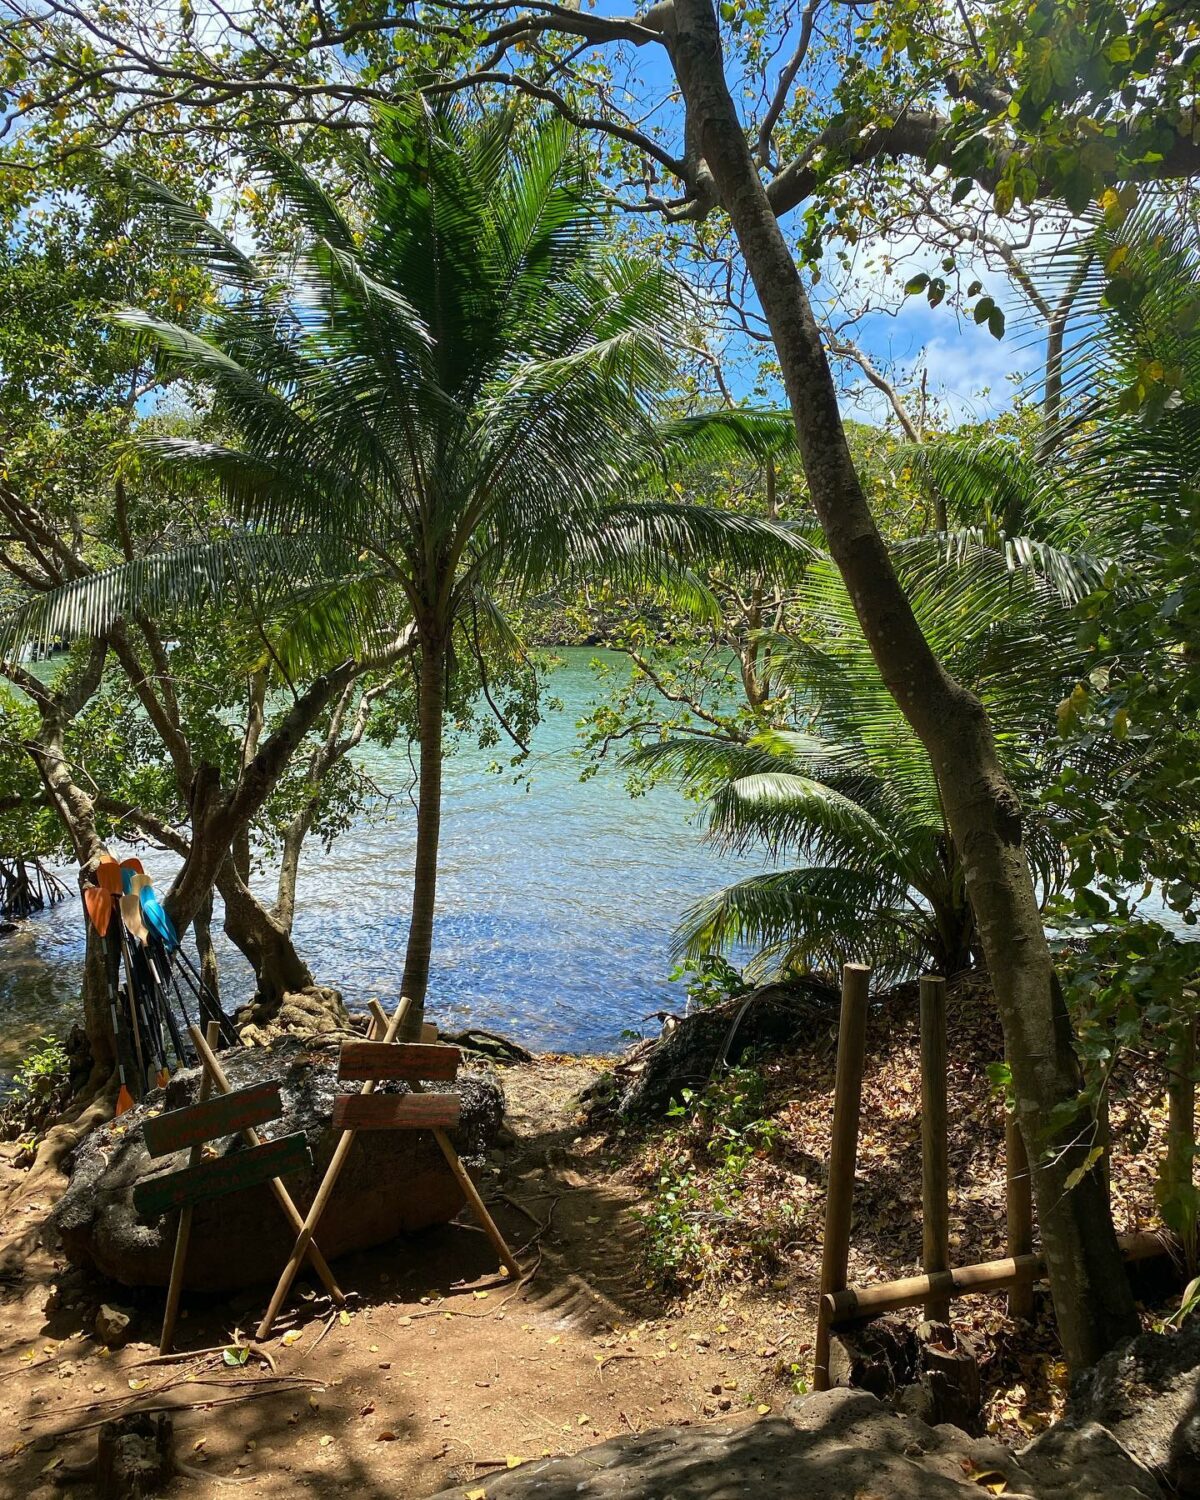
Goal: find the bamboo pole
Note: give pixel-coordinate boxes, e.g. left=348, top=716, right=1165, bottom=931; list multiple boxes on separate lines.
left=159, top=1021, right=219, bottom=1354
left=1167, top=1014, right=1197, bottom=1272
left=256, top=996, right=414, bottom=1339
left=188, top=1026, right=344, bottom=1307
left=366, top=999, right=520, bottom=1278
left=919, top=974, right=949, bottom=1322
left=1004, top=1100, right=1035, bottom=1320
left=825, top=1230, right=1167, bottom=1326
left=813, top=963, right=871, bottom=1392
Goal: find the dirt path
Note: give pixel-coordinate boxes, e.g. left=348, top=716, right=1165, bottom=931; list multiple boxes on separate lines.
left=0, top=1058, right=791, bottom=1498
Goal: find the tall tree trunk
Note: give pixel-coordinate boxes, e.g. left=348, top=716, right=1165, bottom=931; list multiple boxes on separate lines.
left=399, top=634, right=445, bottom=1032
left=193, top=888, right=221, bottom=1004
left=217, top=861, right=315, bottom=1007
left=667, top=0, right=1138, bottom=1368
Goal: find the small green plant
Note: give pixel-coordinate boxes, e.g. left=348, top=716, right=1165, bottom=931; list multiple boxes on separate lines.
left=667, top=952, right=750, bottom=1012
left=10, top=1035, right=68, bottom=1102
left=639, top=1060, right=783, bottom=1291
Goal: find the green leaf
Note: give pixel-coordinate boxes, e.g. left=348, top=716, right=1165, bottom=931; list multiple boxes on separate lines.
left=1063, top=1145, right=1106, bottom=1193
left=904, top=272, right=929, bottom=295
left=987, top=306, right=1006, bottom=340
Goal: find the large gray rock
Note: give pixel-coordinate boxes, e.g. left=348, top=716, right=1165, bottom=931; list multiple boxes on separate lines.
left=53, top=1034, right=504, bottom=1291
left=1053, top=1316, right=1200, bottom=1496
left=424, top=1390, right=1163, bottom=1500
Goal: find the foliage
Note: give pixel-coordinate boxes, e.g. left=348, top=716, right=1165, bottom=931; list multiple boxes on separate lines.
left=634, top=539, right=1086, bottom=981
left=637, top=1061, right=787, bottom=1293
left=667, top=952, right=751, bottom=1014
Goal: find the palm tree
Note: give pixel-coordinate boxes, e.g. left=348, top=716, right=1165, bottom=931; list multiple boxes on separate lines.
left=5, top=104, right=805, bottom=1024
left=635, top=543, right=1081, bottom=981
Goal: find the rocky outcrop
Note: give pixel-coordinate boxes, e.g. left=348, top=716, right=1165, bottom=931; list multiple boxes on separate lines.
left=53, top=1034, right=504, bottom=1291
left=583, top=981, right=838, bottom=1121
left=1049, top=1315, right=1200, bottom=1497
left=424, top=1388, right=1161, bottom=1499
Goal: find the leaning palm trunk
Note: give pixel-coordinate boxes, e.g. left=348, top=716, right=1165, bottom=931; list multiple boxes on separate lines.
left=399, top=636, right=446, bottom=1031
left=668, top=0, right=1137, bottom=1368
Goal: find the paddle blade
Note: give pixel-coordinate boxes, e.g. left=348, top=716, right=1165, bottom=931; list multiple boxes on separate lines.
left=97, top=857, right=123, bottom=895
left=140, top=889, right=178, bottom=951
left=120, top=892, right=150, bottom=945
left=130, top=872, right=153, bottom=894
left=84, top=886, right=112, bottom=936
left=116, top=1085, right=134, bottom=1116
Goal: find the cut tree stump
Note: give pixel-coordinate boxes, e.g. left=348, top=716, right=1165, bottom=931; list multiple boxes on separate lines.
left=95, top=1411, right=174, bottom=1499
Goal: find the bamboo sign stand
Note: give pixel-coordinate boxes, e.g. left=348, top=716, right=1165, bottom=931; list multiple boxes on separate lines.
left=257, top=996, right=520, bottom=1340
left=136, top=1022, right=334, bottom=1354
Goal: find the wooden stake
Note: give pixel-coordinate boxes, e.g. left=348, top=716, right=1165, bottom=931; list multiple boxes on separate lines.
left=1004, top=1102, right=1035, bottom=1319
left=367, top=999, right=520, bottom=1278
left=256, top=996, right=414, bottom=1339
left=919, top=974, right=949, bottom=1322
left=1167, top=1014, right=1197, bottom=1271
left=159, top=1021, right=218, bottom=1354
left=813, top=963, right=870, bottom=1392
left=187, top=1026, right=344, bottom=1307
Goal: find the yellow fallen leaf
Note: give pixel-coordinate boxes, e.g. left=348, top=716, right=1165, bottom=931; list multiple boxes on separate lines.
left=972, top=1474, right=1007, bottom=1495
left=282, top=1330, right=303, bottom=1347
left=505, top=1455, right=522, bottom=1468
left=466, top=1489, right=487, bottom=1500
left=577, top=1414, right=590, bottom=1426
left=128, top=1378, right=149, bottom=1391
left=473, top=1290, right=489, bottom=1300
left=757, top=1404, right=771, bottom=1415
left=339, top=1310, right=352, bottom=1326
left=319, top=1434, right=334, bottom=1447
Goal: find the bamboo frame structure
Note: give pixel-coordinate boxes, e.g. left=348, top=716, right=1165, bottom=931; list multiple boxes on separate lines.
left=812, top=963, right=871, bottom=1393
left=919, top=974, right=949, bottom=1321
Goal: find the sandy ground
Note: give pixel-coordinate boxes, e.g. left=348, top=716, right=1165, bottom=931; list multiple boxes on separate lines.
left=0, top=1058, right=793, bottom=1497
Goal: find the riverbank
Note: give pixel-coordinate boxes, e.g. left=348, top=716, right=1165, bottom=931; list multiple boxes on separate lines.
left=0, top=978, right=1181, bottom=1495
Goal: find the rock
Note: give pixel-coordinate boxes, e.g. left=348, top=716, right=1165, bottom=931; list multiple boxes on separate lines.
left=54, top=1034, right=505, bottom=1291
left=424, top=1390, right=1164, bottom=1500
left=584, top=980, right=837, bottom=1121
left=1056, top=1316, right=1200, bottom=1496
left=95, top=1303, right=135, bottom=1347
left=1018, top=1419, right=1162, bottom=1500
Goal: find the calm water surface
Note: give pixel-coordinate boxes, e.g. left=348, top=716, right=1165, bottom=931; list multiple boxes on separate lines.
left=1, top=650, right=751, bottom=1075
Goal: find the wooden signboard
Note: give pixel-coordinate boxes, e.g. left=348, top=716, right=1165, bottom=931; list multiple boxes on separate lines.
left=337, top=1041, right=461, bottom=1083
left=134, top=1132, right=311, bottom=1218
left=257, top=1000, right=521, bottom=1339
left=332, top=1092, right=461, bottom=1131
left=143, top=1080, right=283, bottom=1158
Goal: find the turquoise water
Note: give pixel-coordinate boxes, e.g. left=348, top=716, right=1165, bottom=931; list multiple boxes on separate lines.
left=1, top=650, right=751, bottom=1070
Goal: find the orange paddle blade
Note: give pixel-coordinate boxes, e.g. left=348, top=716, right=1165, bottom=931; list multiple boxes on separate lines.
left=120, top=892, right=150, bottom=945
left=120, top=857, right=145, bottom=876
left=83, top=886, right=112, bottom=936
left=97, top=857, right=123, bottom=895
left=116, top=1085, right=134, bottom=1116
left=155, top=1068, right=169, bottom=1089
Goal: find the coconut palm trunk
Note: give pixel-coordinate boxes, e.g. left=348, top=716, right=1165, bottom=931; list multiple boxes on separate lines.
left=399, top=632, right=446, bottom=1029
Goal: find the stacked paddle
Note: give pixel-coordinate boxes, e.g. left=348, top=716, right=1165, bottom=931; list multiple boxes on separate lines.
left=82, top=856, right=237, bottom=1114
